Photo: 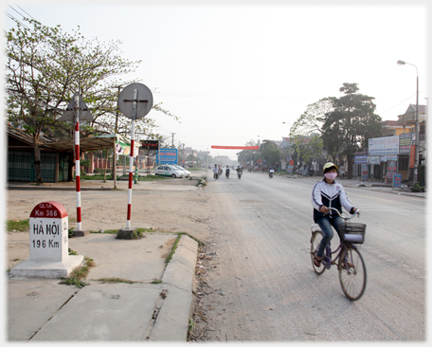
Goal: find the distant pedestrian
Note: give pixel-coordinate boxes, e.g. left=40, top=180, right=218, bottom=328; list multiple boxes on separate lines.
left=213, top=164, right=219, bottom=180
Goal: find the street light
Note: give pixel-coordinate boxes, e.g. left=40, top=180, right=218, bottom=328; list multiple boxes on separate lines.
left=397, top=60, right=420, bottom=185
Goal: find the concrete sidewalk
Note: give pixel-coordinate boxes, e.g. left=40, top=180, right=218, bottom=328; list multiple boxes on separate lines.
left=7, top=232, right=198, bottom=342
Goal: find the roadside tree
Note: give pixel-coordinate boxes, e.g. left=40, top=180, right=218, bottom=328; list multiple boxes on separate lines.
left=290, top=134, right=323, bottom=170
left=291, top=83, right=381, bottom=177
left=260, top=140, right=281, bottom=169
left=237, top=140, right=260, bottom=168
left=322, top=83, right=382, bottom=177
left=5, top=18, right=177, bottom=184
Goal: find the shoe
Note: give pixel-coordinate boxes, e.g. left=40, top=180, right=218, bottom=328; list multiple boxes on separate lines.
left=313, top=253, right=322, bottom=267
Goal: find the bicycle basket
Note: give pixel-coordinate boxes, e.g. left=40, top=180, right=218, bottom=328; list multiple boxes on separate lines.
left=340, top=222, right=366, bottom=244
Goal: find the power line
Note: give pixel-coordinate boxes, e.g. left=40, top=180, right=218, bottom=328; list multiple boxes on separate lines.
left=16, top=5, right=36, bottom=20
left=6, top=5, right=38, bottom=29
left=7, top=5, right=24, bottom=17
left=379, top=89, right=427, bottom=115
left=5, top=11, right=30, bottom=29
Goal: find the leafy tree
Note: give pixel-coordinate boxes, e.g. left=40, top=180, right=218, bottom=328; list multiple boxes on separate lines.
left=291, top=134, right=323, bottom=167
left=260, top=140, right=280, bottom=168
left=322, top=83, right=382, bottom=177
left=5, top=18, right=177, bottom=184
left=289, top=99, right=330, bottom=170
left=237, top=140, right=260, bottom=166
left=291, top=97, right=334, bottom=136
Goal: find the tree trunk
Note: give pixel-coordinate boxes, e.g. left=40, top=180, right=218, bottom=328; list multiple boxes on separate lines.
left=103, top=149, right=108, bottom=182
left=67, top=153, right=75, bottom=182
left=33, top=134, right=43, bottom=185
left=347, top=153, right=353, bottom=179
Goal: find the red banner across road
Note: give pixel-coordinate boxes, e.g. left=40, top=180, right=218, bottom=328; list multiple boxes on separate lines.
left=211, top=145, right=259, bottom=150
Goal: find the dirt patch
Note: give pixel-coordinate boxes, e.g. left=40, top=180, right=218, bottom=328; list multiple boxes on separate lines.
left=5, top=173, right=213, bottom=272
left=4, top=172, right=221, bottom=341
left=6, top=232, right=30, bottom=271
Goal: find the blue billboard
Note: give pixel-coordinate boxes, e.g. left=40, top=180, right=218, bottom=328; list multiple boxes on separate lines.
left=156, top=148, right=178, bottom=165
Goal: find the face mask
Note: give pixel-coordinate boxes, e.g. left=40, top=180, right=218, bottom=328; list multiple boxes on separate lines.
left=324, top=172, right=337, bottom=180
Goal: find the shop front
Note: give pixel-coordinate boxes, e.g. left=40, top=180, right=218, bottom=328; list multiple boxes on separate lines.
left=368, top=136, right=400, bottom=183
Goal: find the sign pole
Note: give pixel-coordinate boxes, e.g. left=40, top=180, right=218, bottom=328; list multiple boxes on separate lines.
left=60, top=92, right=92, bottom=237
left=117, top=83, right=153, bottom=238
left=126, top=89, right=137, bottom=229
left=74, top=94, right=83, bottom=232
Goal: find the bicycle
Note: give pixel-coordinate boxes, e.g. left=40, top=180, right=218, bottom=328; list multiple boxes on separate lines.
left=310, top=207, right=367, bottom=301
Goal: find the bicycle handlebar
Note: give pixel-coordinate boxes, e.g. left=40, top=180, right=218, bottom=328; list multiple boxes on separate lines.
left=326, top=207, right=360, bottom=220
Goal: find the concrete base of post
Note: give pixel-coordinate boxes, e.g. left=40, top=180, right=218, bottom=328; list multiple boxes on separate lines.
left=117, top=228, right=135, bottom=240
left=9, top=255, right=84, bottom=278
left=72, top=229, right=89, bottom=237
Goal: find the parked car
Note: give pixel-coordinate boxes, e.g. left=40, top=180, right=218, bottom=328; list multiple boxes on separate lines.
left=172, top=165, right=191, bottom=178
left=154, top=165, right=184, bottom=178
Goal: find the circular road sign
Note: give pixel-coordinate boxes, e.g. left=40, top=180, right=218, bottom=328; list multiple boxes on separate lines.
left=118, top=83, right=153, bottom=119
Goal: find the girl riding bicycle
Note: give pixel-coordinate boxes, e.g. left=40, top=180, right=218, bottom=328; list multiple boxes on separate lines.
left=311, top=162, right=357, bottom=267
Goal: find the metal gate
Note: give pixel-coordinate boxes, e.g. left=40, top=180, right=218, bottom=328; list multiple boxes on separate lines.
left=7, top=150, right=63, bottom=182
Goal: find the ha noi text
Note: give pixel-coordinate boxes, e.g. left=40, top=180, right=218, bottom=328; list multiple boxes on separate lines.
left=10, top=201, right=83, bottom=278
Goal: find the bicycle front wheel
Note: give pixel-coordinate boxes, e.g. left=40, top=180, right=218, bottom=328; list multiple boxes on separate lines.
left=310, top=230, right=326, bottom=275
left=339, top=246, right=367, bottom=301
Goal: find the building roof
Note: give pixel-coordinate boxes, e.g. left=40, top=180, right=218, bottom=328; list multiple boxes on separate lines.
left=404, top=104, right=427, bottom=115
left=7, top=123, right=117, bottom=152
left=398, top=104, right=427, bottom=125
left=382, top=120, right=404, bottom=127
left=43, top=135, right=116, bottom=152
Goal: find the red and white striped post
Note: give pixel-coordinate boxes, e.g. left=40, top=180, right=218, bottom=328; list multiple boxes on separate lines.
left=117, top=83, right=152, bottom=237
left=74, top=94, right=82, bottom=231
left=126, top=89, right=137, bottom=229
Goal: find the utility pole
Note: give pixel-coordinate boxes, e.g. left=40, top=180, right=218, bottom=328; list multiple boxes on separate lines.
left=171, top=133, right=176, bottom=148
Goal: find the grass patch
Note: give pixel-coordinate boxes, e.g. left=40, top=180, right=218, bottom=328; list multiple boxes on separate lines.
left=138, top=175, right=169, bottom=181
left=90, top=229, right=119, bottom=234
left=116, top=229, right=144, bottom=240
left=6, top=219, right=29, bottom=232
left=164, top=232, right=203, bottom=266
left=165, top=235, right=181, bottom=264
left=196, top=177, right=207, bottom=187
left=89, top=227, right=158, bottom=235
left=59, top=256, right=95, bottom=288
left=177, top=232, right=203, bottom=247
left=95, top=277, right=137, bottom=284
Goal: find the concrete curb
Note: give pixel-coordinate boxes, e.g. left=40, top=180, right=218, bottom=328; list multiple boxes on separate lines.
left=148, top=235, right=198, bottom=341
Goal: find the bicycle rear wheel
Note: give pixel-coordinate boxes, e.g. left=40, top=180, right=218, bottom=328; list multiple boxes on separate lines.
left=310, top=230, right=326, bottom=275
left=339, top=246, right=367, bottom=300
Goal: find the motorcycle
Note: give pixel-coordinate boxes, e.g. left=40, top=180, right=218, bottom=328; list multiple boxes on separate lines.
left=237, top=171, right=242, bottom=179
left=226, top=169, right=230, bottom=179
left=269, top=172, right=274, bottom=178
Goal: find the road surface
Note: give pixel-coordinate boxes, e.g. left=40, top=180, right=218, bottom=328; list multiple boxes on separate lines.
left=193, top=171, right=425, bottom=342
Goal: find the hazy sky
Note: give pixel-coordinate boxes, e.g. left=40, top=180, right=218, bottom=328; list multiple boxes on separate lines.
left=3, top=0, right=429, bottom=160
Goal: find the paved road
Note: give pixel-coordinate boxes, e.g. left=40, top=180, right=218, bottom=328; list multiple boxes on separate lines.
left=202, top=172, right=425, bottom=341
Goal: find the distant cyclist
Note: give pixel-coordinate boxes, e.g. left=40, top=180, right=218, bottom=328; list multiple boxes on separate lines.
left=269, top=167, right=275, bottom=178
left=311, top=162, right=357, bottom=267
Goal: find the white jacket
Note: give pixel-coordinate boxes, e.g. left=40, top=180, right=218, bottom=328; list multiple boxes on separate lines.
left=311, top=179, right=354, bottom=222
